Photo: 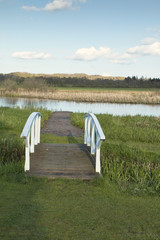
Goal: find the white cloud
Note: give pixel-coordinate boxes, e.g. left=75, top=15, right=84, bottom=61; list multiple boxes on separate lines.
left=22, top=0, right=86, bottom=12
left=102, top=72, right=111, bottom=77
left=146, top=27, right=160, bottom=38
left=44, top=0, right=72, bottom=11
left=70, top=38, right=160, bottom=65
left=127, top=40, right=160, bottom=56
left=109, top=53, right=136, bottom=65
left=22, top=6, right=39, bottom=11
left=12, top=51, right=52, bottom=60
left=70, top=46, right=135, bottom=64
left=70, top=46, right=111, bottom=61
left=140, top=38, right=157, bottom=44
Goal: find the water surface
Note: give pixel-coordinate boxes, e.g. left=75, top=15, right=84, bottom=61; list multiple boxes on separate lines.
left=0, top=97, right=160, bottom=116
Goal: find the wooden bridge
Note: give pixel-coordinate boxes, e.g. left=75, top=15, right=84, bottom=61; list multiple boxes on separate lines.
left=20, top=112, right=105, bottom=180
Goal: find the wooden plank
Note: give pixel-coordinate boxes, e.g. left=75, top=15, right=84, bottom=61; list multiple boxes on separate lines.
left=27, top=143, right=98, bottom=179
left=41, top=112, right=83, bottom=137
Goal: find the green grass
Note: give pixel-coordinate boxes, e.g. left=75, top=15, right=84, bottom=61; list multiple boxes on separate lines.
left=71, top=113, right=160, bottom=194
left=0, top=107, right=51, bottom=137
left=0, top=176, right=160, bottom=240
left=0, top=107, right=51, bottom=165
left=0, top=107, right=160, bottom=239
left=57, top=87, right=160, bottom=92
left=41, top=133, right=83, bottom=144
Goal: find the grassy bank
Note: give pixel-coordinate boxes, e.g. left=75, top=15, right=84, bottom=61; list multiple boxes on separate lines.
left=1, top=87, right=160, bottom=104
left=0, top=107, right=160, bottom=239
left=71, top=113, right=160, bottom=194
left=0, top=107, right=51, bottom=168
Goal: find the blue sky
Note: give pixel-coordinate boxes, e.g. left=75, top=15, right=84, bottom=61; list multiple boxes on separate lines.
left=1, top=0, right=160, bottom=77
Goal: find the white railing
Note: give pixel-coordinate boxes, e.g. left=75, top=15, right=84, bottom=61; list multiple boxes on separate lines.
left=20, top=112, right=42, bottom=171
left=84, top=113, right=105, bottom=174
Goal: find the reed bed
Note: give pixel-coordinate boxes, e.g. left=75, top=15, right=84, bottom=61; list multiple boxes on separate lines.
left=1, top=88, right=160, bottom=104
left=71, top=113, right=160, bottom=194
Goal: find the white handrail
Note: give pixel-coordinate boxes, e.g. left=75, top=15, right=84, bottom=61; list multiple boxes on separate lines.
left=20, top=112, right=42, bottom=171
left=84, top=113, right=105, bottom=174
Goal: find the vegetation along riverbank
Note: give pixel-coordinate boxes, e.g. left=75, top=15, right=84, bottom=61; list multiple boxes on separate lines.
left=71, top=113, right=160, bottom=194
left=1, top=88, right=160, bottom=104
left=0, top=107, right=160, bottom=239
left=0, top=72, right=160, bottom=104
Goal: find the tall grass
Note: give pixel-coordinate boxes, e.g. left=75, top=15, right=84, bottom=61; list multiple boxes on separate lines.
left=1, top=107, right=160, bottom=194
left=1, top=88, right=160, bottom=104
left=71, top=113, right=160, bottom=194
left=0, top=138, right=24, bottom=164
left=0, top=107, right=51, bottom=173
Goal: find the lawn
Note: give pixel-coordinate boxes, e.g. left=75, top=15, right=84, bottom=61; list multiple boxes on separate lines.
left=0, top=107, right=160, bottom=240
left=0, top=177, right=160, bottom=240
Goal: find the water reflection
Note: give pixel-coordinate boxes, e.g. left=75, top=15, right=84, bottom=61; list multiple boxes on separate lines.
left=0, top=97, right=160, bottom=117
left=3, top=97, right=19, bottom=105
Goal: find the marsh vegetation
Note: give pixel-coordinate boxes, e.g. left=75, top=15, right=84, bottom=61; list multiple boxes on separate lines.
left=71, top=113, right=160, bottom=194
left=0, top=73, right=160, bottom=104
left=0, top=107, right=160, bottom=239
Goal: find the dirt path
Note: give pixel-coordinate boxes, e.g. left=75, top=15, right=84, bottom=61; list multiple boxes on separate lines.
left=41, top=111, right=83, bottom=137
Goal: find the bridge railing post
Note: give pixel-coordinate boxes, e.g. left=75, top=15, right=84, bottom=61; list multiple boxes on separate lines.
left=84, top=113, right=105, bottom=174
left=35, top=116, right=38, bottom=145
left=91, top=121, right=96, bottom=154
left=84, top=117, right=88, bottom=144
left=21, top=112, right=42, bottom=172
left=25, top=135, right=30, bottom=171
left=87, top=117, right=91, bottom=146
left=38, top=115, right=41, bottom=144
left=31, top=121, right=35, bottom=153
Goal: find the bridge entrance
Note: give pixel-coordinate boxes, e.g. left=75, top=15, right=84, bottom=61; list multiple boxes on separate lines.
left=21, top=111, right=105, bottom=179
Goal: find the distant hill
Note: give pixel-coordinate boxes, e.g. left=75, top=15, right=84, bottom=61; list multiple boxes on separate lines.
left=0, top=72, right=160, bottom=88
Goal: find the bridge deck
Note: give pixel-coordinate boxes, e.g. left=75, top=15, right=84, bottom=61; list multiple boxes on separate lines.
left=27, top=143, right=97, bottom=179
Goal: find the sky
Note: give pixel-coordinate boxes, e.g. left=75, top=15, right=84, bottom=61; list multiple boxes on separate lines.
left=1, top=0, right=160, bottom=78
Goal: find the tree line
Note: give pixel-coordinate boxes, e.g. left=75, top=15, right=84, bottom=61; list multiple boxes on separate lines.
left=0, top=73, right=160, bottom=89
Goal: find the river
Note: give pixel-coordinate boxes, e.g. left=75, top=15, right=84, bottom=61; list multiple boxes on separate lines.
left=0, top=97, right=160, bottom=116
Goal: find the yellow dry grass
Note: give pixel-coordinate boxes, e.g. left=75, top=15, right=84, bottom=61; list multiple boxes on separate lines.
left=1, top=88, right=160, bottom=104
